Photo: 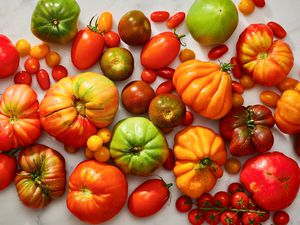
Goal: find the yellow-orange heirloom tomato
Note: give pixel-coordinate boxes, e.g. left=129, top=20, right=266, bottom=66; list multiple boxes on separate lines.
left=173, top=126, right=227, bottom=198
left=275, top=82, right=300, bottom=134
left=173, top=59, right=232, bottom=120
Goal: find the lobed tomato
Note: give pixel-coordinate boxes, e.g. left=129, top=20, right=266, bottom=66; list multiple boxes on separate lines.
left=176, top=195, right=193, bottom=213
left=0, top=153, right=17, bottom=190
left=150, top=11, right=170, bottom=22
left=52, top=65, right=68, bottom=81
left=167, top=12, right=185, bottom=29
left=14, top=71, right=32, bottom=86
left=36, top=69, right=50, bottom=90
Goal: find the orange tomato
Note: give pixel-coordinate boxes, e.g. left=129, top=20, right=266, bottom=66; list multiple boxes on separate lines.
left=84, top=148, right=94, bottom=159
left=260, top=90, right=280, bottom=108
left=225, top=158, right=241, bottom=174
left=15, top=39, right=31, bottom=57
left=276, top=77, right=298, bottom=92
left=29, top=43, right=49, bottom=59
left=87, top=135, right=103, bottom=152
left=240, top=75, right=255, bottom=89
left=64, top=145, right=79, bottom=154
left=94, top=146, right=110, bottom=162
left=45, top=51, right=61, bottom=68
left=238, top=0, right=255, bottom=15
left=232, top=93, right=244, bottom=107
left=97, top=128, right=112, bottom=143
left=179, top=48, right=196, bottom=62
left=97, top=11, right=113, bottom=33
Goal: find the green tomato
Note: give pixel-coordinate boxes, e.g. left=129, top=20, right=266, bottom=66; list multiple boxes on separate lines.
left=31, top=0, right=80, bottom=44
left=187, top=0, right=238, bottom=46
left=110, top=117, right=169, bottom=176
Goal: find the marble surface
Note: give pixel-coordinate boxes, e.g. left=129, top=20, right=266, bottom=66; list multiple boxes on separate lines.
left=0, top=0, right=299, bottom=224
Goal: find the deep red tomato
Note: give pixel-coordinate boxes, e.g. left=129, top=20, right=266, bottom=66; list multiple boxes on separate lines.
left=103, top=31, right=120, bottom=48
left=176, top=195, right=193, bottom=213
left=205, top=210, right=221, bottom=225
left=230, top=57, right=243, bottom=79
left=188, top=209, right=205, bottom=225
left=267, top=21, right=287, bottom=39
left=36, top=69, right=50, bottom=90
left=220, top=211, right=240, bottom=225
left=258, top=210, right=270, bottom=222
left=231, top=81, right=244, bottom=94
left=231, top=192, right=249, bottom=209
left=156, top=67, right=175, bottom=79
left=167, top=12, right=185, bottom=29
left=0, top=153, right=17, bottom=190
left=150, top=11, right=170, bottom=22
left=141, top=32, right=182, bottom=70
left=247, top=197, right=257, bottom=210
left=52, top=65, right=68, bottom=81
left=197, top=193, right=214, bottom=208
left=14, top=71, right=32, bottom=86
left=163, top=148, right=175, bottom=170
left=156, top=80, right=175, bottom=94
left=273, top=210, right=290, bottom=225
left=141, top=69, right=157, bottom=83
left=208, top=44, right=228, bottom=60
left=228, top=183, right=244, bottom=195
left=183, top=111, right=194, bottom=126
left=242, top=212, right=260, bottom=225
left=128, top=178, right=172, bottom=217
left=24, top=57, right=40, bottom=74
left=213, top=191, right=230, bottom=207
left=252, top=0, right=265, bottom=7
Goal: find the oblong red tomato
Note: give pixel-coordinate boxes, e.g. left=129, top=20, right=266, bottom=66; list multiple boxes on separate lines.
left=141, top=32, right=182, bottom=70
left=150, top=11, right=170, bottom=22
left=208, top=44, right=228, bottom=60
left=0, top=153, right=17, bottom=190
left=167, top=12, right=185, bottom=29
left=128, top=179, right=172, bottom=217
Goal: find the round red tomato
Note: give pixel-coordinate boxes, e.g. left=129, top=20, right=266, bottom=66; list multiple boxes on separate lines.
left=273, top=210, right=289, bottom=225
left=242, top=212, right=260, bottom=225
left=0, top=153, right=17, bottom=190
left=163, top=148, right=175, bottom=170
left=230, top=192, right=249, bottom=209
left=205, top=210, right=221, bottom=225
left=228, top=182, right=244, bottom=195
left=197, top=193, right=214, bottom=208
left=24, top=57, right=40, bottom=74
left=104, top=31, right=120, bottom=47
left=188, top=209, right=205, bottom=225
left=128, top=178, right=171, bottom=217
left=52, top=65, right=68, bottom=81
left=213, top=191, right=230, bottom=207
left=176, top=195, right=193, bottom=213
left=220, top=211, right=239, bottom=225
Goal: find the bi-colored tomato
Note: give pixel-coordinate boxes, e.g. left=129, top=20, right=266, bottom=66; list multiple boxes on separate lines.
left=97, top=11, right=113, bottom=33
left=150, top=11, right=170, bottom=22
left=267, top=21, right=287, bottom=39
left=37, top=69, right=50, bottom=90
left=0, top=153, right=17, bottom=190
left=24, top=57, right=40, bottom=74
left=14, top=71, right=32, bottom=86
left=167, top=12, right=185, bottom=29
left=208, top=44, right=228, bottom=60
left=52, top=65, right=68, bottom=81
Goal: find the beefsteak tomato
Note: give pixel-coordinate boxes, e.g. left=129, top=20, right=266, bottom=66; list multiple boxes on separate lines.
left=236, top=24, right=294, bottom=86
left=15, top=144, right=66, bottom=208
left=67, top=160, right=128, bottom=224
left=39, top=72, right=119, bottom=148
left=0, top=84, right=41, bottom=151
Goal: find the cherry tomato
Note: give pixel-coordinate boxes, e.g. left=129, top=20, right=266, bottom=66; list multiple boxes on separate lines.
left=156, top=67, right=175, bottom=79
left=179, top=48, right=196, bottom=62
left=97, top=11, right=113, bottom=33
left=242, top=212, right=260, bottom=225
left=259, top=90, right=280, bottom=108
left=103, top=31, right=120, bottom=47
left=267, top=21, right=287, bottom=39
left=230, top=192, right=249, bottom=209
left=240, top=75, right=255, bottom=89
left=97, top=128, right=112, bottom=144
left=205, top=210, right=221, bottom=225
left=45, top=51, right=61, bottom=68
left=14, top=71, right=32, bottom=86
left=230, top=57, right=243, bottom=79
left=273, top=210, right=290, bottom=225
left=24, top=57, right=40, bottom=74
left=220, top=211, right=240, bottom=225
left=15, top=39, right=31, bottom=57
left=84, top=147, right=94, bottom=159
left=176, top=195, right=193, bottom=213
left=188, top=209, right=205, bottom=225
left=258, top=210, right=270, bottom=222
left=163, top=148, right=175, bottom=170
left=29, top=43, right=49, bottom=59
left=208, top=44, right=228, bottom=60
left=224, top=158, right=241, bottom=175
left=150, top=11, right=170, bottom=22
left=231, top=81, right=244, bottom=94
left=52, top=65, right=68, bottom=81
left=208, top=163, right=223, bottom=178
left=64, top=145, right=79, bottom=154
left=183, top=111, right=194, bottom=126
left=36, top=69, right=50, bottom=90
left=156, top=80, right=175, bottom=94
left=197, top=193, right=214, bottom=208
left=167, top=12, right=185, bottom=29
left=128, top=178, right=172, bottom=217
left=0, top=153, right=17, bottom=190
left=276, top=77, right=298, bottom=92
left=141, top=69, right=157, bottom=83
left=94, top=146, right=110, bottom=162
left=248, top=197, right=258, bottom=210
left=238, top=0, right=255, bottom=15
left=228, top=183, right=244, bottom=195
left=252, top=0, right=265, bottom=7
left=232, top=93, right=244, bottom=107
left=87, top=135, right=103, bottom=152
left=293, top=133, right=300, bottom=156
left=213, top=191, right=230, bottom=207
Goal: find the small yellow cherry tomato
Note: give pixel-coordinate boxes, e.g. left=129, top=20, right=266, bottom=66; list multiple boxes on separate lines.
left=87, top=135, right=103, bottom=151
left=15, top=39, right=31, bottom=57
left=260, top=90, right=280, bottom=108
left=232, top=93, right=244, bottom=107
left=97, top=128, right=112, bottom=143
left=276, top=77, right=298, bottom=92
left=64, top=145, right=79, bottom=154
left=179, top=48, right=196, bottom=62
left=29, top=43, right=49, bottom=59
left=94, top=146, right=110, bottom=162
left=45, top=51, right=61, bottom=68
left=84, top=148, right=94, bottom=159
left=240, top=75, right=255, bottom=89
left=225, top=158, right=241, bottom=174
left=97, top=11, right=113, bottom=33
left=238, top=0, right=255, bottom=15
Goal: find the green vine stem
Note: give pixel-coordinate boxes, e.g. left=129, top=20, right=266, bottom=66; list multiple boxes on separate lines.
left=87, top=15, right=104, bottom=34
left=219, top=62, right=235, bottom=73
left=174, top=29, right=186, bottom=47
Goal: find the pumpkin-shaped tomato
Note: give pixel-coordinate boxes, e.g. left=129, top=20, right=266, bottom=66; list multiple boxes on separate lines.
left=67, top=160, right=128, bottom=224
left=15, top=144, right=66, bottom=208
left=236, top=24, right=294, bottom=86
left=173, top=59, right=232, bottom=120
left=39, top=72, right=118, bottom=147
left=0, top=84, right=41, bottom=151
left=275, top=82, right=300, bottom=134
left=173, top=126, right=227, bottom=198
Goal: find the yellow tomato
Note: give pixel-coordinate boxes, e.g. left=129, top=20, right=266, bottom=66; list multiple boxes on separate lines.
left=64, top=145, right=79, bottom=154
left=30, top=43, right=49, bottom=59
left=179, top=48, right=196, bottom=62
left=15, top=39, right=31, bottom=57
left=97, top=128, right=112, bottom=143
left=232, top=93, right=244, bottom=107
left=45, top=51, right=61, bottom=68
left=87, top=135, right=103, bottom=151
left=84, top=148, right=94, bottom=159
left=97, top=11, right=113, bottom=33
left=94, top=146, right=110, bottom=162
left=238, top=0, right=255, bottom=15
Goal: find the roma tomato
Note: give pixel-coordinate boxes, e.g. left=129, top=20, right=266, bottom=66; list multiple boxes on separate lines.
left=97, top=11, right=113, bottom=33
left=231, top=81, right=244, bottom=94
left=141, top=32, right=182, bottom=70
left=183, top=111, right=194, bottom=126
left=14, top=71, right=32, bottom=86
left=156, top=80, right=175, bottom=94
left=176, top=195, right=193, bottom=213
left=51, top=65, right=68, bottom=81
left=103, top=31, right=120, bottom=47
left=167, top=12, right=185, bottom=29
left=267, top=21, right=287, bottom=39
left=156, top=67, right=175, bottom=79
left=24, top=57, right=40, bottom=74
left=163, top=148, right=175, bottom=170
left=208, top=44, right=228, bottom=60
left=36, top=69, right=50, bottom=90
left=150, top=11, right=170, bottom=22
left=128, top=178, right=172, bottom=217
left=230, top=57, right=243, bottom=79
left=0, top=153, right=17, bottom=190
left=276, top=77, right=298, bottom=92
left=259, top=90, right=280, bottom=108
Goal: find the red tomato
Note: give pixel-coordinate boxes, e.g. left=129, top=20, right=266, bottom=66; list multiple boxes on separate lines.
left=242, top=212, right=260, bottom=225
left=167, top=12, right=185, bottom=29
left=258, top=210, right=270, bottom=222
left=205, top=210, right=221, bottom=225
left=163, top=148, right=175, bottom=170
left=0, top=35, right=20, bottom=78
left=14, top=71, right=32, bottom=86
left=156, top=67, right=175, bottom=79
left=230, top=57, right=243, bottom=79
left=103, top=31, right=120, bottom=48
left=36, top=69, right=50, bottom=90
left=247, top=197, right=257, bottom=210
left=213, top=191, right=230, bottom=207
left=176, top=195, right=193, bottom=213
left=141, top=32, right=182, bottom=70
left=183, top=111, right=194, bottom=126
left=24, top=57, right=40, bottom=74
left=52, top=65, right=68, bottom=81
left=156, top=80, right=175, bottom=94
left=150, top=11, right=170, bottom=22
left=0, top=153, right=17, bottom=190
left=220, top=211, right=240, bottom=225
left=141, top=69, right=157, bottom=83
left=230, top=192, right=249, bottom=209
left=267, top=21, right=287, bottom=39
left=197, top=193, right=214, bottom=208
left=252, top=0, right=265, bottom=7
left=273, top=210, right=290, bottom=225
left=228, top=182, right=244, bottom=195
left=188, top=209, right=205, bottom=225
left=208, top=44, right=228, bottom=60
left=231, top=81, right=244, bottom=94
left=128, top=178, right=172, bottom=217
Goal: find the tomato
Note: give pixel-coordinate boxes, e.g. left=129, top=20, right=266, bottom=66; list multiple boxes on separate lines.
left=141, top=69, right=157, bottom=83
left=97, top=11, right=113, bottom=33
left=167, top=12, right=185, bottom=29
left=156, top=67, right=175, bottom=80
left=97, top=128, right=112, bottom=144
left=141, top=32, right=182, bottom=70
left=84, top=148, right=94, bottom=159
left=228, top=183, right=244, bottom=195
left=230, top=57, right=243, bottom=79
left=247, top=198, right=257, bottom=210
left=128, top=178, right=172, bottom=217
left=179, top=48, right=196, bottom=62
left=103, top=31, right=120, bottom=47
left=188, top=209, right=205, bottom=225
left=87, top=135, right=103, bottom=151
left=163, top=148, right=175, bottom=170
left=64, top=145, right=79, bottom=154
left=224, top=158, right=241, bottom=175
left=260, top=90, right=280, bottom=108
left=232, top=81, right=244, bottom=94
left=94, top=146, right=110, bottom=162
left=293, top=133, right=300, bottom=156
left=150, top=11, right=170, bottom=22
left=220, top=211, right=240, bottom=225
left=52, top=65, right=68, bottom=81
left=205, top=210, right=221, bottom=225
left=231, top=192, right=249, bottom=209
left=252, top=0, right=265, bottom=7
left=45, top=51, right=61, bottom=68
left=29, top=43, right=49, bottom=59
left=273, top=211, right=290, bottom=225
left=258, top=210, right=270, bottom=222
left=242, top=212, right=260, bottom=225
left=15, top=39, right=31, bottom=57
left=14, top=71, right=32, bottom=86
left=213, top=191, right=230, bottom=207
left=156, top=80, right=175, bottom=94
left=208, top=44, right=229, bottom=60
left=176, top=195, right=193, bottom=213
left=267, top=21, right=287, bottom=39
left=276, top=77, right=298, bottom=92
left=232, top=93, right=244, bottom=107
left=197, top=193, right=214, bottom=208
left=240, top=75, right=255, bottom=89
left=183, top=111, right=194, bottom=126
left=36, top=69, right=50, bottom=90
left=24, top=57, right=40, bottom=74
left=238, top=0, right=255, bottom=15
left=0, top=153, right=17, bottom=190
left=71, top=19, right=105, bottom=70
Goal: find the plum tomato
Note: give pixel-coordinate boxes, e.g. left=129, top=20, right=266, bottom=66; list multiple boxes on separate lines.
left=0, top=153, right=17, bottom=190
left=156, top=67, right=175, bottom=79
left=230, top=192, right=249, bottom=209
left=228, top=183, right=244, bottom=195
left=150, top=11, right=170, bottom=22
left=14, top=71, right=32, bottom=86
left=51, top=65, right=68, bottom=81
left=36, top=69, right=50, bottom=90
left=197, top=193, right=214, bottom=208
left=267, top=21, right=287, bottom=39
left=208, top=44, right=228, bottom=60
left=188, top=209, right=205, bottom=225
left=213, top=191, right=230, bottom=207
left=182, top=111, right=194, bottom=126
left=156, top=80, right=175, bottom=94
left=167, top=12, right=185, bottom=29
left=176, top=195, right=193, bottom=213
left=24, top=57, right=40, bottom=74
left=273, top=210, right=290, bottom=225
left=230, top=57, right=243, bottom=79
left=276, top=77, right=298, bottom=92
left=259, top=90, right=280, bottom=108
left=231, top=81, right=244, bottom=94
left=97, top=11, right=113, bottom=33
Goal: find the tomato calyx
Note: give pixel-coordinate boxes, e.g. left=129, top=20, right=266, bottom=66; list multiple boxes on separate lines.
left=257, top=52, right=268, bottom=60
left=246, top=108, right=256, bottom=135
left=128, top=146, right=143, bottom=155
left=51, top=18, right=59, bottom=27
left=75, top=99, right=86, bottom=117
left=220, top=62, right=235, bottom=73
left=4, top=147, right=22, bottom=157
left=198, top=157, right=223, bottom=178
left=87, top=15, right=104, bottom=34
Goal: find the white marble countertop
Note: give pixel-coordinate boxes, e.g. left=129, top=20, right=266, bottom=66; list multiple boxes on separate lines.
left=0, top=0, right=299, bottom=224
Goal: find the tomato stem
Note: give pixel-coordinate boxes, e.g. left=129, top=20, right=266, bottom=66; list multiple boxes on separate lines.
left=5, top=147, right=22, bottom=156
left=219, top=62, right=235, bottom=72
left=174, top=29, right=186, bottom=47
left=87, top=15, right=103, bottom=34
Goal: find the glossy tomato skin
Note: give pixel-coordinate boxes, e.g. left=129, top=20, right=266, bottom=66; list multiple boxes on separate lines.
left=71, top=27, right=105, bottom=70
left=36, top=69, right=50, bottom=90
left=141, top=32, right=181, bottom=70
left=128, top=179, right=171, bottom=217
left=0, top=153, right=17, bottom=190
